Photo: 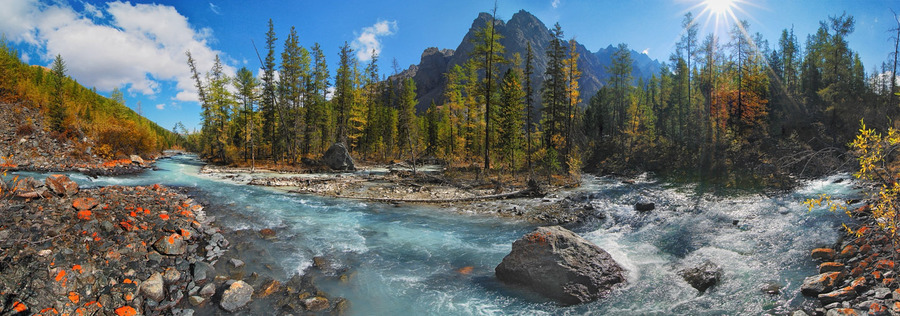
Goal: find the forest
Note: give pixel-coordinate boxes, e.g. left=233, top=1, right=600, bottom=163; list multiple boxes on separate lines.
left=185, top=11, right=900, bottom=186
left=0, top=37, right=175, bottom=158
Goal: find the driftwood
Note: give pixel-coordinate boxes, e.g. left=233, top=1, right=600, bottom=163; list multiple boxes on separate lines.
left=329, top=187, right=545, bottom=204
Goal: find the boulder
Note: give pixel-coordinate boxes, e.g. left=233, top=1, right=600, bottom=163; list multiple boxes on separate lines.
left=72, top=197, right=99, bottom=211
left=141, top=272, right=165, bottom=303
left=495, top=226, right=626, bottom=305
left=323, top=142, right=356, bottom=171
left=130, top=155, right=144, bottom=165
left=811, top=248, right=836, bottom=261
left=45, top=174, right=78, bottom=196
left=153, top=233, right=187, bottom=255
left=634, top=202, right=655, bottom=212
left=220, top=280, right=253, bottom=312
left=801, top=272, right=844, bottom=296
left=678, top=260, right=723, bottom=293
left=818, top=287, right=856, bottom=304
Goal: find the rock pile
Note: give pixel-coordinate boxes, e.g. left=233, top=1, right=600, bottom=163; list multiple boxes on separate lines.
left=798, top=205, right=900, bottom=315
left=0, top=176, right=342, bottom=315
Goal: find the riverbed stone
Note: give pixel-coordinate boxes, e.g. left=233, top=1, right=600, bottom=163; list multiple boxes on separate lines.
left=220, top=280, right=253, bottom=312
left=819, top=262, right=845, bottom=273
left=45, top=174, right=78, bottom=196
left=303, top=296, right=329, bottom=311
left=801, top=272, right=844, bottom=296
left=154, top=233, right=187, bottom=255
left=199, top=283, right=215, bottom=298
left=811, top=248, right=836, bottom=261
left=678, top=260, right=723, bottom=293
left=495, top=225, right=626, bottom=305
left=818, top=287, right=857, bottom=304
left=141, top=272, right=165, bottom=303
left=634, top=202, right=655, bottom=212
left=323, top=142, right=356, bottom=171
left=825, top=308, right=864, bottom=316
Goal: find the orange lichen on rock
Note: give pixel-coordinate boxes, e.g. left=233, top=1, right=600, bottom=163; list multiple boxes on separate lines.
left=68, top=291, right=80, bottom=303
left=114, top=306, right=137, bottom=316
left=13, top=301, right=27, bottom=313
left=72, top=265, right=82, bottom=274
left=180, top=229, right=191, bottom=238
left=875, top=260, right=895, bottom=270
left=76, top=210, right=92, bottom=220
left=456, top=266, right=474, bottom=275
left=55, top=270, right=66, bottom=282
left=159, top=214, right=169, bottom=220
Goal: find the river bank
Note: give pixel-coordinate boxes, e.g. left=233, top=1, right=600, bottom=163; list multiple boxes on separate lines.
left=199, top=163, right=604, bottom=225
left=0, top=173, right=344, bottom=315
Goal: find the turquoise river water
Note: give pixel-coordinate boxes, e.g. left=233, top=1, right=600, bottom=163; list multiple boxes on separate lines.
left=15, top=155, right=860, bottom=315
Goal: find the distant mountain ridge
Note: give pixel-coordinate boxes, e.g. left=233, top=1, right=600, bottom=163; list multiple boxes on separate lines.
left=398, top=10, right=661, bottom=112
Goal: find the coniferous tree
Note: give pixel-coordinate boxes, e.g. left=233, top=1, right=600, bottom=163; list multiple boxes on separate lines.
left=49, top=54, right=67, bottom=133
left=261, top=19, right=279, bottom=162
left=470, top=7, right=506, bottom=171
left=334, top=42, right=354, bottom=144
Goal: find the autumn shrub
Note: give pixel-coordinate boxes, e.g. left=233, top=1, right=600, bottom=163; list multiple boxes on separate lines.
left=806, top=120, right=900, bottom=248
left=95, top=118, right=157, bottom=157
left=14, top=122, right=33, bottom=136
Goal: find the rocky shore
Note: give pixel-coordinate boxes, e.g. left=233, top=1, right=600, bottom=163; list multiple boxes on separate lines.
left=0, top=174, right=343, bottom=315
left=201, top=164, right=602, bottom=225
left=799, top=204, right=900, bottom=315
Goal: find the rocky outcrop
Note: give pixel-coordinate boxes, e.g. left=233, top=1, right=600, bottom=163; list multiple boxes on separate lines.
left=801, top=272, right=844, bottom=296
left=323, top=142, right=356, bottom=171
left=678, top=260, right=722, bottom=293
left=495, top=226, right=626, bottom=305
left=634, top=202, right=655, bottom=212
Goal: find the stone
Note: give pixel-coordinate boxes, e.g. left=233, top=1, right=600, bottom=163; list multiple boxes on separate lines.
left=130, top=155, right=144, bottom=165
left=323, top=142, right=356, bottom=171
left=791, top=311, right=809, bottom=316
left=163, top=267, right=181, bottom=284
left=811, top=248, right=836, bottom=261
left=303, top=296, right=330, bottom=312
left=259, top=228, right=276, bottom=239
left=45, top=174, right=78, bottom=196
left=192, top=262, right=213, bottom=284
left=257, top=279, right=281, bottom=298
left=141, top=272, right=165, bottom=303
left=801, top=272, right=844, bottom=296
left=634, top=202, right=655, bottom=212
left=818, top=287, right=856, bottom=304
left=495, top=226, right=626, bottom=305
left=230, top=258, right=244, bottom=268
left=825, top=308, right=863, bottom=316
left=219, top=280, right=253, bottom=312
left=819, top=262, right=845, bottom=273
left=874, top=287, right=891, bottom=299
left=13, top=177, right=49, bottom=199
left=189, top=296, right=205, bottom=306
left=153, top=233, right=187, bottom=255
left=72, top=197, right=98, bottom=211
left=199, top=283, right=215, bottom=298
left=678, top=260, right=723, bottom=293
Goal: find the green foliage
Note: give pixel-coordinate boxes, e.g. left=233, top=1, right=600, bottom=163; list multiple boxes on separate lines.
left=0, top=42, right=172, bottom=157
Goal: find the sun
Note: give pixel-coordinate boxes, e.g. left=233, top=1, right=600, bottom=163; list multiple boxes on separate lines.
left=704, top=0, right=735, bottom=16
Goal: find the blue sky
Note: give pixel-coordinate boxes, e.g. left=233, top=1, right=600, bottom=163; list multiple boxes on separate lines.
left=0, top=0, right=896, bottom=132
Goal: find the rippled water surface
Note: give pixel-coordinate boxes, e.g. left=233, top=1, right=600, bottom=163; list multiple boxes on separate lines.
left=15, top=155, right=860, bottom=315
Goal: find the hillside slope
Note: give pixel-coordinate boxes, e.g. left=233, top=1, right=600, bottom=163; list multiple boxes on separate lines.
left=0, top=40, right=176, bottom=168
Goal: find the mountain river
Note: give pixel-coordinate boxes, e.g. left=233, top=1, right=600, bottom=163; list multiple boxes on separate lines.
left=16, top=154, right=860, bottom=315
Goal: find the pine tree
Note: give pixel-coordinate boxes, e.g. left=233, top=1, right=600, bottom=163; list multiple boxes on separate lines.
left=523, top=43, right=536, bottom=172
left=261, top=19, right=279, bottom=162
left=397, top=78, right=418, bottom=161
left=234, top=67, right=259, bottom=166
left=470, top=7, right=506, bottom=171
left=334, top=42, right=354, bottom=144
left=498, top=69, right=525, bottom=173
left=49, top=54, right=67, bottom=133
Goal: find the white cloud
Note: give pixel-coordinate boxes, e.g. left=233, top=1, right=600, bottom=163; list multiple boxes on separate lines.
left=552, top=0, right=561, bottom=9
left=642, top=48, right=649, bottom=55
left=351, top=20, right=397, bottom=62
left=208, top=2, right=220, bottom=15
left=83, top=2, right=102, bottom=18
left=156, top=103, right=165, bottom=110
left=20, top=52, right=29, bottom=64
left=0, top=0, right=232, bottom=102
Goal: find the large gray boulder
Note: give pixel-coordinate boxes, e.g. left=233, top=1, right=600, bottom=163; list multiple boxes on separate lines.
left=323, top=142, right=356, bottom=171
left=220, top=280, right=253, bottom=312
left=495, top=226, right=626, bottom=305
